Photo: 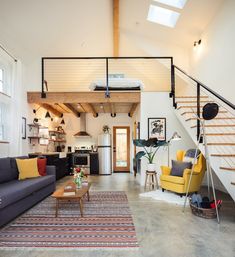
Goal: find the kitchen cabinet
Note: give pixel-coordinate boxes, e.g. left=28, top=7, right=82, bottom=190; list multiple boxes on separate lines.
left=90, top=152, right=99, bottom=175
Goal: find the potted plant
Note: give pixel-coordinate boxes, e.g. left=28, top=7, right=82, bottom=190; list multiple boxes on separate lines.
left=133, top=138, right=166, bottom=171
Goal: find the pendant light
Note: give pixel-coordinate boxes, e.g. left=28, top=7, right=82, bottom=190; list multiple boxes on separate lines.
left=45, top=111, right=51, bottom=118
left=60, top=118, right=65, bottom=125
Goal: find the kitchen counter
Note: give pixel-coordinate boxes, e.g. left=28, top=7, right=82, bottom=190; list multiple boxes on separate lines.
left=29, top=152, right=70, bottom=158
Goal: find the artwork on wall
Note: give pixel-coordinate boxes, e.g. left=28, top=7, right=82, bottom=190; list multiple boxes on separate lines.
left=148, top=117, right=166, bottom=141
left=22, top=117, right=26, bottom=139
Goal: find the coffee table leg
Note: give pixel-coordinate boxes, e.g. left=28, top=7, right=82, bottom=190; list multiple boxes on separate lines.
left=55, top=199, right=59, bottom=217
left=79, top=198, right=83, bottom=217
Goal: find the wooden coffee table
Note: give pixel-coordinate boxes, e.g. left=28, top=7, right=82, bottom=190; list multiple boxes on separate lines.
left=52, top=182, right=91, bottom=217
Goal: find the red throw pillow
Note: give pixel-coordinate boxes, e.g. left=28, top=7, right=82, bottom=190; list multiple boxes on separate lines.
left=37, top=158, right=47, bottom=176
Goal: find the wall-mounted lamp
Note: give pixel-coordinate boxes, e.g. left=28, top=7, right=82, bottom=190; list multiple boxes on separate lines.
left=60, top=118, right=65, bottom=125
left=33, top=106, right=41, bottom=114
left=194, top=39, right=201, bottom=47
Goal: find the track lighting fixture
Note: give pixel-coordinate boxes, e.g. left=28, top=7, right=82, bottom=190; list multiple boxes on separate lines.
left=194, top=39, right=201, bottom=47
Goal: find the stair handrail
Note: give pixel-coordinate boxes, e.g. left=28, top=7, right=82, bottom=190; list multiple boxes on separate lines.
left=171, top=65, right=235, bottom=140
left=173, top=65, right=235, bottom=110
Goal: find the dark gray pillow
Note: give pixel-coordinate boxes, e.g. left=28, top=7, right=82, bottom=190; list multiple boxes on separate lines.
left=171, top=160, right=192, bottom=177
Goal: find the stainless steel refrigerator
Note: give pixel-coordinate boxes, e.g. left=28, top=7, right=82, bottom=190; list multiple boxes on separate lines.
left=98, top=133, right=112, bottom=175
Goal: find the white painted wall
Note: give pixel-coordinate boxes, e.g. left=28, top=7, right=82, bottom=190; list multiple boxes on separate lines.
left=190, top=0, right=235, bottom=104
left=139, top=92, right=195, bottom=185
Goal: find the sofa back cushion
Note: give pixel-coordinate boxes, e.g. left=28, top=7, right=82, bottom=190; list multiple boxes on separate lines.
left=0, top=158, right=14, bottom=183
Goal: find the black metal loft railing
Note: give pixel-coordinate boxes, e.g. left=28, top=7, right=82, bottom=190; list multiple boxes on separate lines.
left=170, top=65, right=235, bottom=140
left=41, top=56, right=173, bottom=98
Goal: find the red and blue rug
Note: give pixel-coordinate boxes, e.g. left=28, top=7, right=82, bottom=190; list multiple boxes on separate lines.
left=0, top=191, right=138, bottom=248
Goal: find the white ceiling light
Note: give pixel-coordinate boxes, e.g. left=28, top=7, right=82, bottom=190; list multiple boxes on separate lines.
left=147, top=5, right=180, bottom=28
left=153, top=0, right=187, bottom=9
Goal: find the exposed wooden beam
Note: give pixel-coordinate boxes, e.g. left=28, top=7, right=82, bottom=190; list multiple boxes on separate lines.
left=39, top=103, right=62, bottom=117
left=128, top=103, right=138, bottom=117
left=113, top=0, right=119, bottom=57
left=27, top=92, right=140, bottom=104
left=63, top=103, right=80, bottom=117
left=81, top=103, right=98, bottom=118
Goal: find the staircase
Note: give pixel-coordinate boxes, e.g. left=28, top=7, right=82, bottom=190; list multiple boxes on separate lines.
left=170, top=65, right=235, bottom=201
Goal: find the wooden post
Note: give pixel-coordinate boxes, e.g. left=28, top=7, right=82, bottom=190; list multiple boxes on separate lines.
left=113, top=0, right=119, bottom=57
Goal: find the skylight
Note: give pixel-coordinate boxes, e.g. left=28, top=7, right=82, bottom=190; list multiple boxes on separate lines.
left=147, top=5, right=180, bottom=28
left=153, top=0, right=187, bottom=9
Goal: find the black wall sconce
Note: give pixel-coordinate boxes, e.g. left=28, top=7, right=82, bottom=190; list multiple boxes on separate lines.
left=194, top=39, right=201, bottom=47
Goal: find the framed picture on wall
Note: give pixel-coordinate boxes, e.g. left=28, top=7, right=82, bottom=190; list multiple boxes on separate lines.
left=148, top=117, right=166, bottom=141
left=22, top=117, right=26, bottom=139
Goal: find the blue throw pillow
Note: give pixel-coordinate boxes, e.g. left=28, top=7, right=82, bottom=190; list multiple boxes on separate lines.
left=171, top=160, right=192, bottom=177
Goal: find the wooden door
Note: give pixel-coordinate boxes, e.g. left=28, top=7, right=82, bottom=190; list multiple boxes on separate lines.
left=113, top=126, right=130, bottom=172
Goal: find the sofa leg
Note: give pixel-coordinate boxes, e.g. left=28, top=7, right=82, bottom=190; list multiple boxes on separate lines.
left=180, top=194, right=183, bottom=198
left=162, top=188, right=165, bottom=192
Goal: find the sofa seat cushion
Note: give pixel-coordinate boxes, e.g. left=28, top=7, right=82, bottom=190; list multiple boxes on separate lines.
left=0, top=175, right=55, bottom=209
left=160, top=175, right=185, bottom=185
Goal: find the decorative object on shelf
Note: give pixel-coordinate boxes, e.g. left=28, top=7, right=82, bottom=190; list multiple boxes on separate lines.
left=148, top=117, right=166, bottom=141
left=102, top=125, right=110, bottom=134
left=167, top=132, right=181, bottom=165
left=133, top=138, right=166, bottom=171
left=73, top=167, right=85, bottom=189
left=21, top=117, right=26, bottom=139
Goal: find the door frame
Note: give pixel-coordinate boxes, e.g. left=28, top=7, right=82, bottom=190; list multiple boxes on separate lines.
left=113, top=126, right=130, bottom=172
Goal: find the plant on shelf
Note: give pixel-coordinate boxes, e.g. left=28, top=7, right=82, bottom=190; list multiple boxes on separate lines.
left=102, top=125, right=110, bottom=134
left=133, top=138, right=166, bottom=171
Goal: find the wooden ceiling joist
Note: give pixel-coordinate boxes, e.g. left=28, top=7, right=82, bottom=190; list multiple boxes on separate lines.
left=113, top=0, right=119, bottom=57
left=110, top=103, right=116, bottom=117
left=63, top=103, right=80, bottom=117
left=128, top=103, right=138, bottom=117
left=81, top=103, right=98, bottom=118
left=39, top=103, right=62, bottom=117
left=27, top=92, right=140, bottom=104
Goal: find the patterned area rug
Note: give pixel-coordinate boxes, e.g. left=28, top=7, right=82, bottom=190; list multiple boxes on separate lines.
left=0, top=191, right=138, bottom=248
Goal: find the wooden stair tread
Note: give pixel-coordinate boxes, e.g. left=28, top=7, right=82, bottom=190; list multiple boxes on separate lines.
left=211, top=154, right=235, bottom=157
left=220, top=167, right=235, bottom=171
left=191, top=124, right=235, bottom=128
left=176, top=96, right=208, bottom=98
left=176, top=100, right=214, bottom=104
left=205, top=133, right=235, bottom=136
left=186, top=117, right=235, bottom=121
left=207, top=143, right=235, bottom=146
left=177, top=105, right=222, bottom=110
left=181, top=110, right=228, bottom=115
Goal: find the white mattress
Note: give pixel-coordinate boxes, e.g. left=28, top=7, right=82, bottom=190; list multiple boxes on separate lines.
left=90, top=78, right=144, bottom=90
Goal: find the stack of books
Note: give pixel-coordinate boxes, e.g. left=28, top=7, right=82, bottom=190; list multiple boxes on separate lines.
left=63, top=183, right=76, bottom=196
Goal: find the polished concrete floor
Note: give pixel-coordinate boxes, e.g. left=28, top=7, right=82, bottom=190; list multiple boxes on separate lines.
left=1, top=174, right=235, bottom=257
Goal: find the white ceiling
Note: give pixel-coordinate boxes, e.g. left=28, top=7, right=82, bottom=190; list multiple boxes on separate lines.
left=0, top=0, right=224, bottom=57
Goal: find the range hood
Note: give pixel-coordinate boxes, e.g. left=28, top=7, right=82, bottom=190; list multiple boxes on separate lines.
left=74, top=113, right=91, bottom=137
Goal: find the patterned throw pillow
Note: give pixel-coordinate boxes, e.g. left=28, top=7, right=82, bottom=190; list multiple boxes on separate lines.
left=171, top=160, right=192, bottom=177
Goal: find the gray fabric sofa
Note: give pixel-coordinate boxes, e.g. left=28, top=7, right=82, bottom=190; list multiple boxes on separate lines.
left=0, top=157, right=56, bottom=227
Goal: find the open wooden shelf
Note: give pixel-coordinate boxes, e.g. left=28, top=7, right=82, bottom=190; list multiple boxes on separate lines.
left=49, top=130, right=66, bottom=135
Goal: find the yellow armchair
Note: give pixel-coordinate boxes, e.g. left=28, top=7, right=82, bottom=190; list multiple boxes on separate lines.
left=160, top=150, right=206, bottom=195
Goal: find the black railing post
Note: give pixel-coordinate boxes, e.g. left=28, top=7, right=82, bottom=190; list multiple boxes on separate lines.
left=41, top=58, right=46, bottom=98
left=171, top=63, right=176, bottom=108
left=105, top=58, right=110, bottom=98
left=197, top=83, right=201, bottom=141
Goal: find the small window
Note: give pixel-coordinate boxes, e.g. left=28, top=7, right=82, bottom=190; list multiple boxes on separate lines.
left=0, top=104, right=4, bottom=140
left=153, top=0, right=187, bottom=9
left=147, top=5, right=180, bottom=28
